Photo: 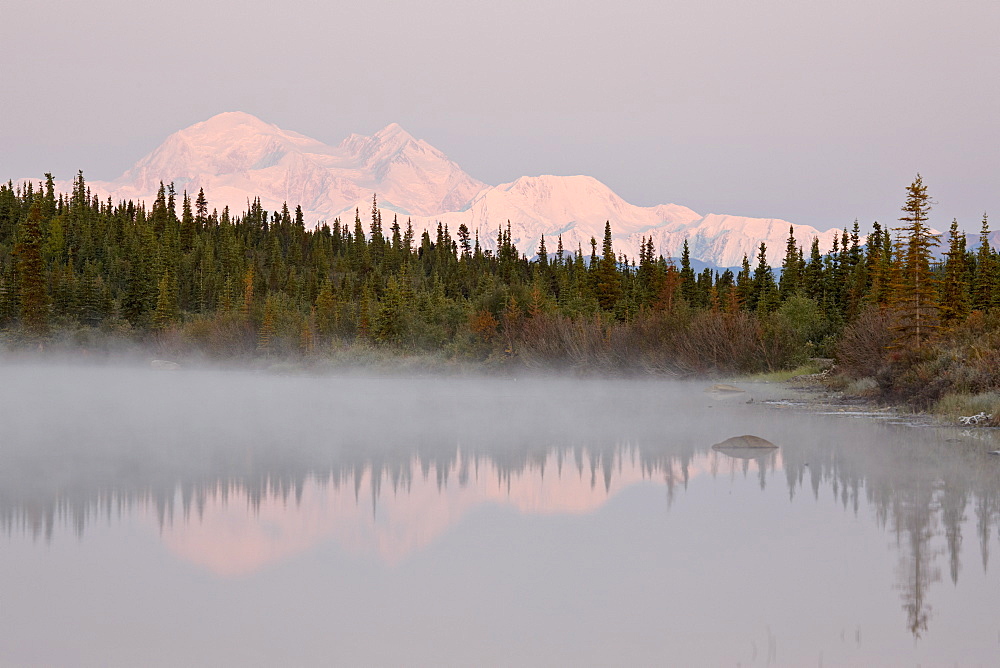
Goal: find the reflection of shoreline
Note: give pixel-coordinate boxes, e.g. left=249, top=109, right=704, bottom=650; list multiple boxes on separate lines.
left=152, top=451, right=747, bottom=576
left=4, top=425, right=995, bottom=642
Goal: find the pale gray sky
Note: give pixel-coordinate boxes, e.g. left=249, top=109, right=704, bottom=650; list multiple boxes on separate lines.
left=2, top=0, right=997, bottom=232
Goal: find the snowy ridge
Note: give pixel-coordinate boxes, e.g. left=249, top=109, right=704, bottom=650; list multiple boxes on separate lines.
left=37, top=112, right=838, bottom=266
left=90, top=112, right=486, bottom=220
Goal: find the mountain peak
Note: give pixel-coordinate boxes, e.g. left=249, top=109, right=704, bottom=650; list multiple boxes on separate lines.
left=364, top=122, right=421, bottom=160
left=187, top=111, right=276, bottom=135
left=337, top=123, right=418, bottom=160
left=99, top=113, right=485, bottom=219
left=373, top=122, right=413, bottom=141
left=203, top=110, right=267, bottom=123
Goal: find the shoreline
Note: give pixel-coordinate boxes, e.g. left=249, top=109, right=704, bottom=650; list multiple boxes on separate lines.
left=742, top=371, right=1000, bottom=453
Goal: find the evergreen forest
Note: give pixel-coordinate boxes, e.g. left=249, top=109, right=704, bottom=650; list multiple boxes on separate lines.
left=1, top=172, right=998, bottom=409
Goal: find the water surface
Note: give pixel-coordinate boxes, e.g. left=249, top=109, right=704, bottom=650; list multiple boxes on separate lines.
left=1, top=363, right=999, bottom=666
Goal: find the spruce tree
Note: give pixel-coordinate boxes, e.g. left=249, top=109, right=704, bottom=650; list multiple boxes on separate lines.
left=537, top=234, right=548, bottom=267
left=736, top=254, right=752, bottom=309
left=779, top=225, right=800, bottom=300
left=15, top=200, right=49, bottom=338
left=180, top=191, right=195, bottom=251
left=679, top=239, right=698, bottom=305
left=802, top=237, right=824, bottom=301
left=373, top=276, right=406, bottom=342
left=892, top=174, right=940, bottom=348
left=971, top=213, right=996, bottom=310
left=939, top=219, right=970, bottom=325
left=152, top=272, right=179, bottom=330
left=749, top=243, right=777, bottom=311
left=369, top=195, right=385, bottom=264
left=594, top=221, right=621, bottom=311
left=457, top=224, right=471, bottom=258
left=314, top=280, right=338, bottom=339
left=195, top=188, right=209, bottom=228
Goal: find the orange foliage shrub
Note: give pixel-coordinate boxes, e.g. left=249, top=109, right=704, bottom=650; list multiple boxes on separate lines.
left=469, top=310, right=499, bottom=343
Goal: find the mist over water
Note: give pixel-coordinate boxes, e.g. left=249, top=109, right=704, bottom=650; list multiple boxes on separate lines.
left=2, top=362, right=999, bottom=665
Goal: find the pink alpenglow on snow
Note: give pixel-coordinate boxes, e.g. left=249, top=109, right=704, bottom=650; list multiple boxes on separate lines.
left=62, top=112, right=837, bottom=267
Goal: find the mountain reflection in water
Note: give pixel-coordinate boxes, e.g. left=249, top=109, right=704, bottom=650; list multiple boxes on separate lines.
left=2, top=363, right=1000, bottom=658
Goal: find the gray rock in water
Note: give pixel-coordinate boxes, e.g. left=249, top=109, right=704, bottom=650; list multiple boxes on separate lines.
left=712, top=435, right=778, bottom=451
left=150, top=359, right=180, bottom=371
left=712, top=435, right=778, bottom=460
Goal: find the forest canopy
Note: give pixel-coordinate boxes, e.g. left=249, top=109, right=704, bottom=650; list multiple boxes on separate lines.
left=1, top=172, right=997, bottom=406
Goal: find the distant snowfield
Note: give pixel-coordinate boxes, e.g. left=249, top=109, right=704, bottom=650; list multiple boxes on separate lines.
left=33, top=112, right=839, bottom=266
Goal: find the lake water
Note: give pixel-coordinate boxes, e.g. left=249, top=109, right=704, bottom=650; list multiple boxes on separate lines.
left=1, top=363, right=999, bottom=666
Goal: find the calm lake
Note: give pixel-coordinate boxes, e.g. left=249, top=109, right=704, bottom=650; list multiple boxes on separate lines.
left=1, top=363, right=999, bottom=666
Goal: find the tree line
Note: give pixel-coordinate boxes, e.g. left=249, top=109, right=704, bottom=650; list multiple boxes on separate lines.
left=0, top=172, right=995, bottom=380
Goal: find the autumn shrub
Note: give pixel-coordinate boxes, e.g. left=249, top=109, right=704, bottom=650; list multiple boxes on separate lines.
left=508, top=307, right=805, bottom=376
left=617, top=309, right=690, bottom=374
left=181, top=312, right=256, bottom=358
left=469, top=310, right=499, bottom=343
left=513, top=312, right=614, bottom=370
left=835, top=306, right=895, bottom=378
left=885, top=352, right=957, bottom=409
left=670, top=310, right=798, bottom=374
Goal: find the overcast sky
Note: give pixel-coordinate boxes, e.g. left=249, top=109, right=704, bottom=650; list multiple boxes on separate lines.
left=2, top=0, right=997, bottom=232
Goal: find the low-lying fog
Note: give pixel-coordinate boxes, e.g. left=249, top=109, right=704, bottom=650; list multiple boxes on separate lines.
left=2, top=360, right=999, bottom=666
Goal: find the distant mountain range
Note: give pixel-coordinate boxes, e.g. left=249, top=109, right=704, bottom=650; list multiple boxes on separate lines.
left=31, top=112, right=842, bottom=267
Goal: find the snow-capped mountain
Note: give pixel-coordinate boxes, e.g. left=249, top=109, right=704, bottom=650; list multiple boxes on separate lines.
left=98, top=112, right=486, bottom=219
left=51, top=112, right=839, bottom=266
left=404, top=176, right=839, bottom=267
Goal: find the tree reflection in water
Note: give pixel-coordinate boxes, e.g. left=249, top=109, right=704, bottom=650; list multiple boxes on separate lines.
left=1, top=369, right=1000, bottom=641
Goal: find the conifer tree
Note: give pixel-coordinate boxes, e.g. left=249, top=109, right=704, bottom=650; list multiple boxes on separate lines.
left=369, top=195, right=385, bottom=264
left=736, top=253, right=753, bottom=308
left=180, top=191, right=195, bottom=251
left=679, top=239, right=698, bottom=305
left=594, top=221, right=621, bottom=311
left=869, top=223, right=896, bottom=307
left=750, top=243, right=778, bottom=312
left=971, top=213, right=996, bottom=310
left=152, top=272, right=179, bottom=330
left=457, top=224, right=471, bottom=258
left=352, top=209, right=368, bottom=271
left=939, top=219, right=970, bottom=325
left=779, top=226, right=801, bottom=300
left=374, top=276, right=406, bottom=342
left=403, top=219, right=414, bottom=256
left=195, top=188, right=209, bottom=228
left=892, top=174, right=939, bottom=348
left=841, top=222, right=866, bottom=317
left=537, top=234, right=548, bottom=268
left=802, top=237, right=824, bottom=301
left=15, top=200, right=49, bottom=337
left=42, top=173, right=56, bottom=220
